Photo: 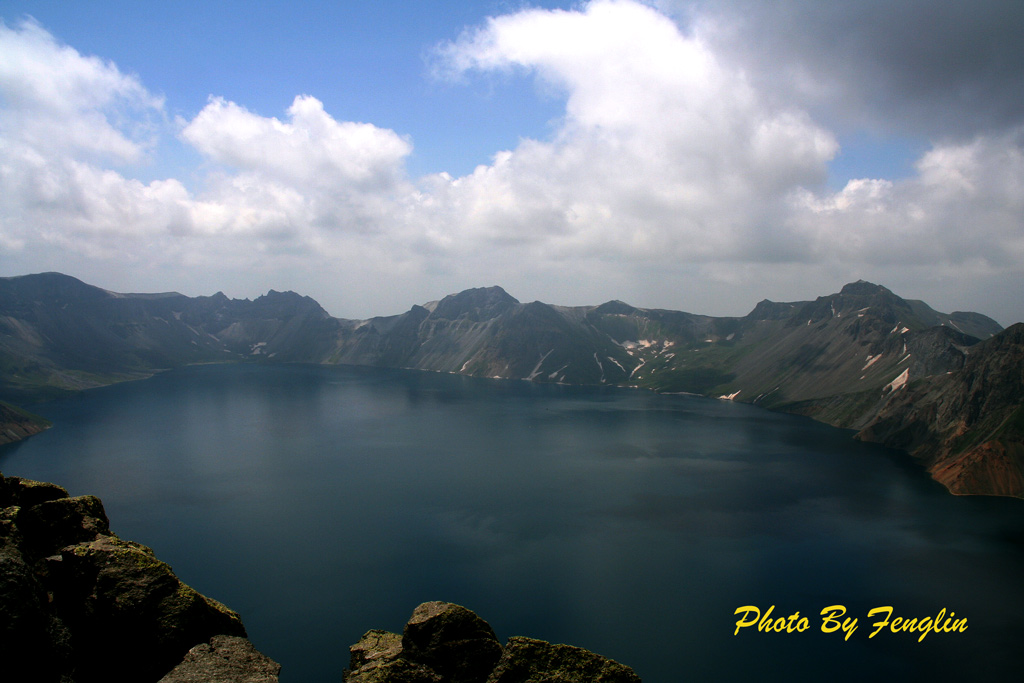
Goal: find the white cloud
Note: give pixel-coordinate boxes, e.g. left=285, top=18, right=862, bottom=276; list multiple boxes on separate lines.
left=428, top=0, right=839, bottom=265
left=785, top=129, right=1024, bottom=270
left=0, top=19, right=188, bottom=265
left=0, top=20, right=415, bottom=277
left=0, top=18, right=162, bottom=163
left=179, top=94, right=415, bottom=241
left=0, top=4, right=1022, bottom=324
left=182, top=95, right=411, bottom=192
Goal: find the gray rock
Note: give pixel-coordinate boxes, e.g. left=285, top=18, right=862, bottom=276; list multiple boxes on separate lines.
left=486, top=636, right=642, bottom=683
left=345, top=629, right=441, bottom=683
left=158, top=635, right=281, bottom=682
left=47, top=535, right=248, bottom=681
left=402, top=601, right=504, bottom=683
left=0, top=475, right=68, bottom=508
left=344, top=602, right=641, bottom=683
left=0, top=472, right=274, bottom=683
left=17, top=494, right=110, bottom=558
left=349, top=629, right=404, bottom=670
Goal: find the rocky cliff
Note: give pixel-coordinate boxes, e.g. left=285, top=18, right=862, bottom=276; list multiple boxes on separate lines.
left=344, top=601, right=641, bottom=683
left=2, top=273, right=1020, bottom=498
left=0, top=472, right=280, bottom=683
left=0, top=402, right=50, bottom=445
left=0, top=472, right=639, bottom=682
left=857, top=323, right=1024, bottom=497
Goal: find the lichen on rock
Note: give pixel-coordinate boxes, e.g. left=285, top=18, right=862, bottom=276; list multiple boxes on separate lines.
left=157, top=634, right=282, bottom=683
left=0, top=471, right=277, bottom=683
left=344, top=602, right=641, bottom=683
left=489, top=636, right=642, bottom=683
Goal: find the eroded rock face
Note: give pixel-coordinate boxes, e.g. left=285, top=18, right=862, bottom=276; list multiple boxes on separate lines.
left=158, top=635, right=282, bottom=683
left=0, top=472, right=278, bottom=683
left=488, top=636, right=642, bottom=683
left=344, top=602, right=641, bottom=683
left=403, top=601, right=504, bottom=683
left=857, top=322, right=1024, bottom=497
left=0, top=402, right=50, bottom=445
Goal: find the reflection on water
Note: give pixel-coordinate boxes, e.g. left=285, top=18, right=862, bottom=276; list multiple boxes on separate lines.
left=3, top=363, right=1022, bottom=682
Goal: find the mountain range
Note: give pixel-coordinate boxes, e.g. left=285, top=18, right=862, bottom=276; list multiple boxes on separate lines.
left=1, top=272, right=1020, bottom=498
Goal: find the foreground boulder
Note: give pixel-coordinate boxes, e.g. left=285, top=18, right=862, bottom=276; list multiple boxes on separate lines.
left=344, top=601, right=641, bottom=683
left=158, top=635, right=282, bottom=682
left=0, top=472, right=279, bottom=683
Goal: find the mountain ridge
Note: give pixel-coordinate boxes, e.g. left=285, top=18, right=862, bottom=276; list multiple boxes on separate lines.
left=1, top=272, right=1018, bottom=497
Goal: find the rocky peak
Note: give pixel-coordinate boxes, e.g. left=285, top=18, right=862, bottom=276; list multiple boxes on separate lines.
left=431, top=287, right=520, bottom=322
left=745, top=299, right=799, bottom=321
left=0, top=272, right=110, bottom=309
left=789, top=281, right=910, bottom=327
left=248, top=289, right=330, bottom=320
left=834, top=281, right=906, bottom=317
left=592, top=300, right=639, bottom=317
left=839, top=280, right=892, bottom=297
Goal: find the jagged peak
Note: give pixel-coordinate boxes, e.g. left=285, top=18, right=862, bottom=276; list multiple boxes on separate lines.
left=263, top=288, right=288, bottom=297
left=256, top=289, right=313, bottom=303
left=831, top=281, right=906, bottom=311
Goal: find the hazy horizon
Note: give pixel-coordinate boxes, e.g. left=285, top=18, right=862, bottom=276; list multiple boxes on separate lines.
left=2, top=1, right=1023, bottom=325
left=7, top=269, right=1013, bottom=328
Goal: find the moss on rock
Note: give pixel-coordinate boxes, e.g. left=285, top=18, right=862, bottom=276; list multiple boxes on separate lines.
left=344, top=602, right=641, bottom=683
left=0, top=472, right=271, bottom=683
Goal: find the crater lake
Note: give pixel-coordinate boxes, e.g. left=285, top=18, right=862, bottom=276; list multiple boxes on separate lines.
left=2, top=362, right=1022, bottom=682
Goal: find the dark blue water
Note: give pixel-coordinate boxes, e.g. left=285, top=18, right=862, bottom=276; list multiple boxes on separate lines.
left=2, top=363, right=1022, bottom=682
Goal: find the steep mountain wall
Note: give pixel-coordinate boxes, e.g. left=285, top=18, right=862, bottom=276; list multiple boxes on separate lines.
left=1, top=273, right=1018, bottom=498
left=857, top=323, right=1024, bottom=497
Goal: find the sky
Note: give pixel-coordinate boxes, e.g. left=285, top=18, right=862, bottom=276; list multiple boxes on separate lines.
left=1, top=0, right=1022, bottom=325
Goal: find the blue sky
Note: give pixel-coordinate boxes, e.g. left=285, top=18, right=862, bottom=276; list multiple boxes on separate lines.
left=1, top=1, right=1022, bottom=324
left=1, top=0, right=919, bottom=182
left=2, top=0, right=571, bottom=179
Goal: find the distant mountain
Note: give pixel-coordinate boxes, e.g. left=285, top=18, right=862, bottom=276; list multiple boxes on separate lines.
left=0, top=272, right=340, bottom=403
left=1, top=273, right=1018, bottom=498
left=0, top=402, right=50, bottom=445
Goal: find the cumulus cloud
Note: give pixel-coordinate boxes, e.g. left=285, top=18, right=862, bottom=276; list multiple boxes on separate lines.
left=1, top=3, right=1022, bottom=323
left=790, top=129, right=1024, bottom=267
left=427, top=0, right=839, bottom=265
left=0, top=19, right=415, bottom=279
left=0, top=18, right=190, bottom=265
left=420, top=0, right=1024, bottom=319
left=180, top=94, right=415, bottom=239
left=182, top=95, right=411, bottom=192
left=0, top=18, right=162, bottom=162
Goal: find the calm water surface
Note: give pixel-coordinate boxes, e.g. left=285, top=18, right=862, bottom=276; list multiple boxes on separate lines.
left=2, top=363, right=1022, bottom=682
